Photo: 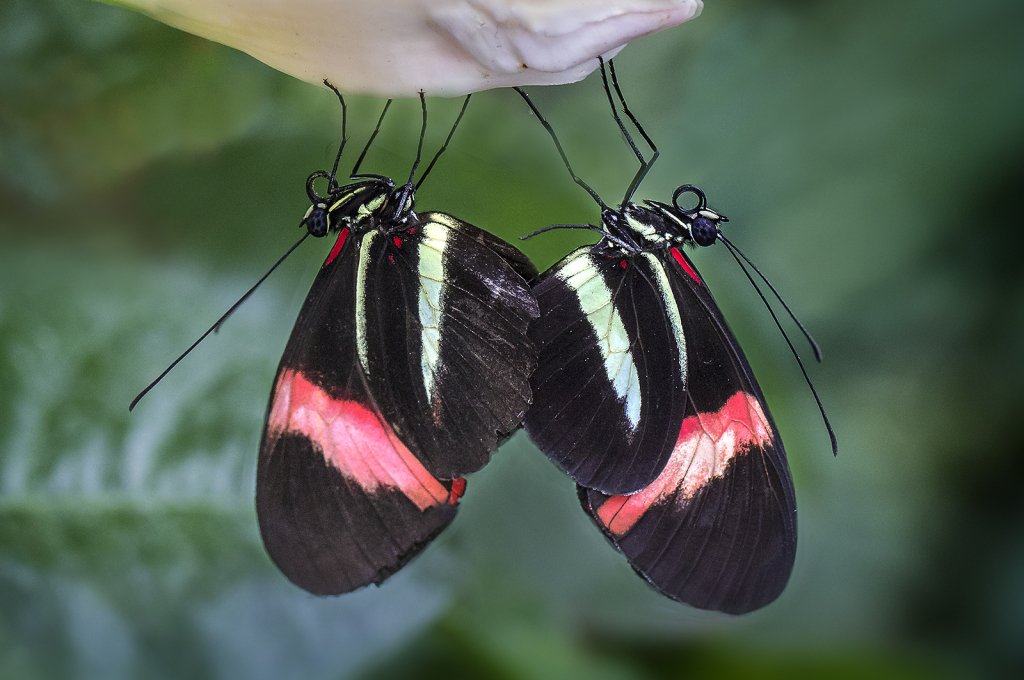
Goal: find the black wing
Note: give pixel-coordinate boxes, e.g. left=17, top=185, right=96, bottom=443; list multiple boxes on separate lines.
left=257, top=227, right=461, bottom=594
left=438, top=212, right=539, bottom=285
left=257, top=216, right=537, bottom=595
left=357, top=212, right=538, bottom=478
left=578, top=246, right=797, bottom=614
left=525, top=246, right=689, bottom=495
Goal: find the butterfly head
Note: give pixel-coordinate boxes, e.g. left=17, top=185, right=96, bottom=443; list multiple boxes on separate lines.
left=645, top=184, right=727, bottom=249
left=302, top=172, right=395, bottom=238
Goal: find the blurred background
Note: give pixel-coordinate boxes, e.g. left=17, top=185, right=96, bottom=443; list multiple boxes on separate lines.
left=2, top=0, right=1022, bottom=678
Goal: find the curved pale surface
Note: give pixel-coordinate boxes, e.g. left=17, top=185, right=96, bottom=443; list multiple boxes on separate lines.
left=106, top=0, right=703, bottom=96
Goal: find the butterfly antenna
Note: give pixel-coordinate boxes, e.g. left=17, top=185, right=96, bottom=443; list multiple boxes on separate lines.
left=514, top=87, right=608, bottom=211
left=416, top=94, right=471, bottom=190
left=351, top=99, right=392, bottom=178
left=606, top=58, right=659, bottom=203
left=519, top=223, right=633, bottom=251
left=322, top=80, right=348, bottom=190
left=521, top=223, right=601, bottom=239
left=718, top=237, right=837, bottom=456
left=129, top=232, right=311, bottom=412
left=718, top=234, right=822, bottom=362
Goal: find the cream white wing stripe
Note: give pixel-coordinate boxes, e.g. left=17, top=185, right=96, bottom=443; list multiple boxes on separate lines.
left=355, top=230, right=377, bottom=376
left=556, top=252, right=641, bottom=430
left=640, top=252, right=687, bottom=381
left=417, top=221, right=449, bottom=399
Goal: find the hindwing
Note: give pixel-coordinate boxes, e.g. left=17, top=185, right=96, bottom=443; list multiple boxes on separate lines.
left=577, top=247, right=797, bottom=614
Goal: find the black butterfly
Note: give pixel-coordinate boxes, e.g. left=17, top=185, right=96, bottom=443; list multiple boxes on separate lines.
left=515, top=60, right=833, bottom=614
left=254, top=86, right=539, bottom=595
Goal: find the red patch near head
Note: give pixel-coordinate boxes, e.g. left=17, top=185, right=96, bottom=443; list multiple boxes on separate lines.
left=406, top=227, right=416, bottom=235
left=671, top=247, right=701, bottom=285
left=596, top=392, right=772, bottom=535
left=620, top=260, right=627, bottom=268
left=267, top=370, right=449, bottom=510
left=393, top=236, right=402, bottom=248
left=325, top=227, right=350, bottom=267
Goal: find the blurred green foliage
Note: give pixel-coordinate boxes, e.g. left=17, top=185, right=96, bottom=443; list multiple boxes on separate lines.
left=1, top=0, right=1023, bottom=678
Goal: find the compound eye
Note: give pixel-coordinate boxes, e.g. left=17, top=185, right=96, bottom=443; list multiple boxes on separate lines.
left=306, top=207, right=330, bottom=238
left=691, top=216, right=718, bottom=247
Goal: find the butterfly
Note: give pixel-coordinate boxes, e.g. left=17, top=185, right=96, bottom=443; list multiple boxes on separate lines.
left=256, top=86, right=539, bottom=594
left=514, top=60, right=833, bottom=614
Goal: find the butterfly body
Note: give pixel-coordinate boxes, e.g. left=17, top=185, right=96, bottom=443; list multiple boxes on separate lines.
left=525, top=185, right=797, bottom=614
left=258, top=174, right=538, bottom=595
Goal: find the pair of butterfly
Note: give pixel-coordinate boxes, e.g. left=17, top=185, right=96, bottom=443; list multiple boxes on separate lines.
left=133, top=61, right=834, bottom=615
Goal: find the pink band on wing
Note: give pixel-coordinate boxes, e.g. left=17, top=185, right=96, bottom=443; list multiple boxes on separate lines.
left=597, top=392, right=772, bottom=535
left=267, top=369, right=450, bottom=511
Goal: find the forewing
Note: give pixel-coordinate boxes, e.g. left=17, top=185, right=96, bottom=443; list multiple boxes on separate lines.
left=436, top=212, right=539, bottom=284
left=525, top=247, right=689, bottom=495
left=257, top=228, right=462, bottom=595
left=578, top=247, right=797, bottom=614
left=358, top=212, right=539, bottom=479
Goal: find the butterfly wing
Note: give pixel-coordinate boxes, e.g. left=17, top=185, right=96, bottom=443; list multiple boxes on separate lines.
left=257, top=227, right=462, bottom=594
left=257, top=214, right=537, bottom=595
left=578, top=246, right=797, bottom=614
left=435, top=212, right=538, bottom=285
left=525, top=246, right=690, bottom=495
left=357, top=212, right=539, bottom=478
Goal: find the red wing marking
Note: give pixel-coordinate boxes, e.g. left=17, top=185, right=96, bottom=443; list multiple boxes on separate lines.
left=267, top=370, right=450, bottom=510
left=671, top=247, right=701, bottom=285
left=447, top=478, right=467, bottom=505
left=325, top=227, right=350, bottom=266
left=393, top=236, right=402, bottom=248
left=596, top=392, right=772, bottom=535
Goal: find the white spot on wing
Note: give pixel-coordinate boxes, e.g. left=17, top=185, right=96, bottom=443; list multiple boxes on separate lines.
left=418, top=222, right=449, bottom=399
left=556, top=252, right=641, bottom=430
left=640, top=253, right=687, bottom=381
left=356, top=231, right=377, bottom=376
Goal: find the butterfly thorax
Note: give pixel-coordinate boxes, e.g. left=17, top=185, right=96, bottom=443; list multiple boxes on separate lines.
left=602, top=204, right=690, bottom=254
left=303, top=174, right=420, bottom=239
